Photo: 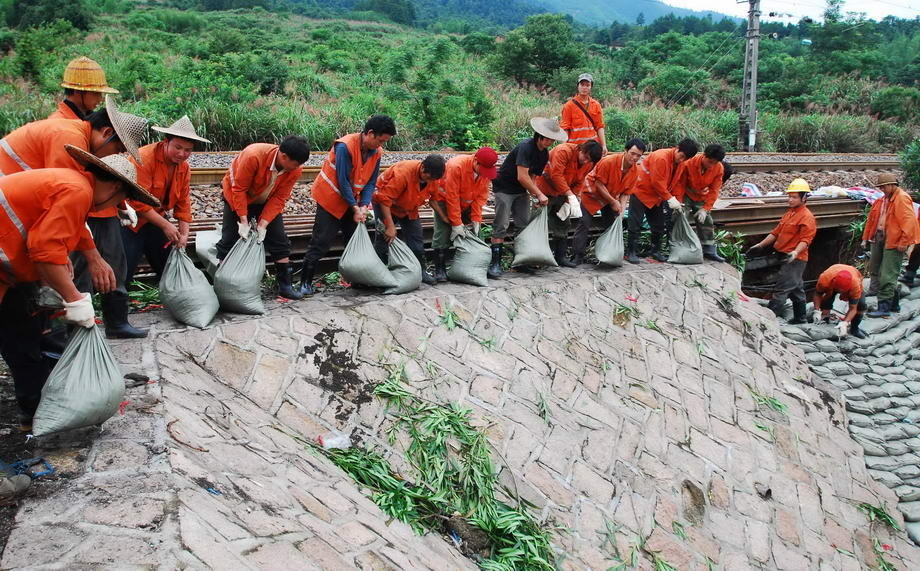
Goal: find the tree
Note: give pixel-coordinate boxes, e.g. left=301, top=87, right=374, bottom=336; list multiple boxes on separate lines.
left=8, top=0, right=92, bottom=30
left=492, top=14, right=581, bottom=85
left=357, top=0, right=416, bottom=25
left=636, top=12, right=645, bottom=26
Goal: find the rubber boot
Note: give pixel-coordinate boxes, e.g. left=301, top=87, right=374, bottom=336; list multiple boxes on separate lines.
left=299, top=262, right=316, bottom=297
left=626, top=235, right=642, bottom=264
left=789, top=300, right=807, bottom=324
left=553, top=239, right=577, bottom=268
left=103, top=292, right=148, bottom=339
left=433, top=249, right=448, bottom=282
left=487, top=244, right=503, bottom=279
left=275, top=262, right=302, bottom=300
left=850, top=312, right=868, bottom=339
left=650, top=233, right=667, bottom=262
left=891, top=290, right=901, bottom=313
left=767, top=298, right=785, bottom=319
left=702, top=244, right=725, bottom=263
left=417, top=252, right=437, bottom=285
left=900, top=270, right=916, bottom=287
left=868, top=300, right=891, bottom=318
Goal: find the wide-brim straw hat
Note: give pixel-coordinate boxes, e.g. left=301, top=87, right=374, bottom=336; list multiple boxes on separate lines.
left=875, top=173, right=899, bottom=187
left=530, top=117, right=568, bottom=142
left=65, top=145, right=160, bottom=208
left=60, top=56, right=119, bottom=94
left=104, top=95, right=147, bottom=163
left=152, top=115, right=211, bottom=144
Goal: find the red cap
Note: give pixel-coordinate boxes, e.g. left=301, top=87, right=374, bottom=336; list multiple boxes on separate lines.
left=474, top=147, right=499, bottom=180
left=832, top=272, right=852, bottom=292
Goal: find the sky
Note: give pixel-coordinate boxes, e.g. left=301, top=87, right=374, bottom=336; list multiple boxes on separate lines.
left=661, top=0, right=920, bottom=23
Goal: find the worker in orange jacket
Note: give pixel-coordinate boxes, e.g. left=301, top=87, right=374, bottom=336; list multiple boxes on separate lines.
left=863, top=173, right=920, bottom=317
left=673, top=143, right=726, bottom=262
left=123, top=116, right=210, bottom=286
left=899, top=206, right=920, bottom=287
left=300, top=115, right=396, bottom=296
left=813, top=264, right=868, bottom=339
left=560, top=73, right=607, bottom=154
left=535, top=140, right=603, bottom=267
left=627, top=139, right=698, bottom=263
left=747, top=179, right=817, bottom=323
left=372, top=156, right=446, bottom=285
left=572, top=138, right=645, bottom=265
left=431, top=148, right=498, bottom=281
left=215, top=136, right=311, bottom=300
left=0, top=145, right=158, bottom=432
left=48, top=56, right=118, bottom=121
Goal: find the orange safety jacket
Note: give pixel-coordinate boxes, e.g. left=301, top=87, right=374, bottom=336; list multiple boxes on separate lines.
left=535, top=143, right=593, bottom=198
left=221, top=143, right=301, bottom=224
left=47, top=101, right=82, bottom=121
left=862, top=187, right=920, bottom=249
left=769, top=204, right=816, bottom=261
left=0, top=169, right=96, bottom=302
left=815, top=264, right=863, bottom=302
left=372, top=160, right=439, bottom=220
left=674, top=155, right=724, bottom=211
left=582, top=153, right=637, bottom=215
left=127, top=141, right=192, bottom=232
left=312, top=133, right=382, bottom=220
left=560, top=96, right=605, bottom=145
left=632, top=148, right=682, bottom=209
left=435, top=154, right=490, bottom=226
left=0, top=118, right=89, bottom=178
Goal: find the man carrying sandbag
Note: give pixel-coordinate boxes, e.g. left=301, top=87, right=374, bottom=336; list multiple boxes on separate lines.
left=813, top=264, right=868, bottom=339
left=627, top=139, right=698, bottom=263
left=431, top=147, right=498, bottom=281
left=572, top=138, right=645, bottom=265
left=372, top=155, right=446, bottom=285
left=0, top=145, right=159, bottom=433
left=535, top=140, right=603, bottom=267
left=123, top=116, right=210, bottom=285
left=864, top=173, right=920, bottom=318
left=747, top=179, right=816, bottom=324
left=673, top=143, right=726, bottom=262
left=215, top=135, right=311, bottom=300
left=488, top=118, right=568, bottom=278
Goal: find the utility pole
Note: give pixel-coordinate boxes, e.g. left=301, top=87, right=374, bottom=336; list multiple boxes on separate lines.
left=738, top=0, right=761, bottom=151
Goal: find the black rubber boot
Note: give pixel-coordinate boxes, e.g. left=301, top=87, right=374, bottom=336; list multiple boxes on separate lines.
left=650, top=233, right=667, bottom=262
left=103, top=292, right=148, bottom=339
left=850, top=312, right=868, bottom=339
left=789, top=300, right=807, bottom=324
left=299, top=262, right=316, bottom=297
left=702, top=244, right=725, bottom=263
left=275, top=262, right=303, bottom=300
left=625, top=236, right=642, bottom=264
left=900, top=270, right=916, bottom=287
left=571, top=251, right=586, bottom=266
left=487, top=244, right=503, bottom=279
left=891, top=290, right=901, bottom=313
left=434, top=249, right=448, bottom=282
left=417, top=252, right=437, bottom=285
left=767, top=298, right=785, bottom=319
left=868, top=300, right=891, bottom=318
left=553, top=239, right=577, bottom=268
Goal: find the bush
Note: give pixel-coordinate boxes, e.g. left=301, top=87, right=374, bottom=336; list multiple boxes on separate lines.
left=459, top=31, right=495, bottom=55
left=8, top=0, right=93, bottom=30
left=871, top=86, right=920, bottom=122
left=901, top=139, right=920, bottom=192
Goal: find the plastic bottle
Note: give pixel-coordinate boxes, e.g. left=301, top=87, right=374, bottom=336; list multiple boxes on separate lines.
left=317, top=430, right=351, bottom=450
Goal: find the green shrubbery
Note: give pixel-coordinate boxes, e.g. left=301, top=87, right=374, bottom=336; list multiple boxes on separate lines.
left=901, top=139, right=920, bottom=192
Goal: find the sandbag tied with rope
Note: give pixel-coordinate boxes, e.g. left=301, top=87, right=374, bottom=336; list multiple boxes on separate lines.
left=214, top=231, right=267, bottom=315
left=448, top=229, right=492, bottom=287
left=511, top=207, right=557, bottom=268
left=668, top=208, right=704, bottom=264
left=339, top=222, right=398, bottom=289
left=160, top=246, right=220, bottom=328
left=595, top=214, right=625, bottom=267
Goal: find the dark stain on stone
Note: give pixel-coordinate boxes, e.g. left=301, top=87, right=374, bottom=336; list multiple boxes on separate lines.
left=816, top=387, right=840, bottom=427
left=681, top=480, right=706, bottom=525
left=300, top=327, right=375, bottom=422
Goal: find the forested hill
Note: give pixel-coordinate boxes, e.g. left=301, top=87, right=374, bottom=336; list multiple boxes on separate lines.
left=534, top=0, right=731, bottom=28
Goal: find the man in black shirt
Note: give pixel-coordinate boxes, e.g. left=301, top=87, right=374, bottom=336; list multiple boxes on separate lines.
left=488, top=117, right=568, bottom=278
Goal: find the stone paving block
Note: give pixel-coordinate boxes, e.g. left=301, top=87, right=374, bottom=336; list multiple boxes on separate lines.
left=1, top=525, right=86, bottom=568
left=91, top=439, right=151, bottom=472
left=205, top=340, right=257, bottom=390
left=73, top=533, right=163, bottom=566
left=247, top=352, right=292, bottom=410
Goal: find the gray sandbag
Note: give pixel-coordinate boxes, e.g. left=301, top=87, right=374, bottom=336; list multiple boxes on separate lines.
left=193, top=227, right=221, bottom=277
left=214, top=235, right=266, bottom=315
left=668, top=209, right=703, bottom=264
left=511, top=207, right=557, bottom=268
left=595, top=215, right=624, bottom=267
left=32, top=325, right=123, bottom=436
left=448, top=230, right=491, bottom=286
left=384, top=238, right=422, bottom=295
left=339, top=223, right=398, bottom=289
left=160, top=247, right=220, bottom=328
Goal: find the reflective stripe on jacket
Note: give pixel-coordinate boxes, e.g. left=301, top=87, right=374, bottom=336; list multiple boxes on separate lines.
left=312, top=133, right=381, bottom=219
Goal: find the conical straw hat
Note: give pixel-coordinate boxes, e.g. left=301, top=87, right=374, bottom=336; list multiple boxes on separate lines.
left=60, top=56, right=119, bottom=94
left=104, top=95, right=147, bottom=163
left=152, top=115, right=211, bottom=144
left=65, top=145, right=160, bottom=208
left=530, top=117, right=568, bottom=142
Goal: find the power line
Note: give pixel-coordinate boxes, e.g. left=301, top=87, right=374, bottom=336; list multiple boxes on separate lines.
left=662, top=21, right=747, bottom=108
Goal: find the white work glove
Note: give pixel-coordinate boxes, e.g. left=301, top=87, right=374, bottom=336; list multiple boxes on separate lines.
left=556, top=202, right=572, bottom=221
left=117, top=203, right=138, bottom=228
left=450, top=225, right=465, bottom=240
left=567, top=195, right=582, bottom=219
left=63, top=293, right=96, bottom=328
left=472, top=221, right=481, bottom=236
left=784, top=252, right=797, bottom=264
left=861, top=240, right=868, bottom=250
left=835, top=320, right=849, bottom=338
left=237, top=221, right=250, bottom=240
left=694, top=208, right=708, bottom=224
left=812, top=311, right=824, bottom=325
left=667, top=197, right=683, bottom=211
left=256, top=226, right=267, bottom=244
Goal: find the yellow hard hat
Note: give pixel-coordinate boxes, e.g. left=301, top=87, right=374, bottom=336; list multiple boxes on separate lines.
left=786, top=178, right=811, bottom=193
left=61, top=56, right=119, bottom=94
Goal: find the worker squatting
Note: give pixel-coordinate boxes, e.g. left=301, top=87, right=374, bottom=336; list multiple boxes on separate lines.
left=1, top=62, right=919, bottom=499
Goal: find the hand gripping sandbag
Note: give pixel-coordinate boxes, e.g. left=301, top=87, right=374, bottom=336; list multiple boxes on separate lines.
left=339, top=223, right=398, bottom=289
left=32, top=325, right=124, bottom=436
left=193, top=227, right=221, bottom=277
left=384, top=237, right=422, bottom=294
left=160, top=247, right=220, bottom=328
left=448, top=230, right=491, bottom=286
left=668, top=209, right=704, bottom=264
left=595, top=215, right=625, bottom=267
left=214, top=235, right=266, bottom=314
left=511, top=207, right=557, bottom=268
